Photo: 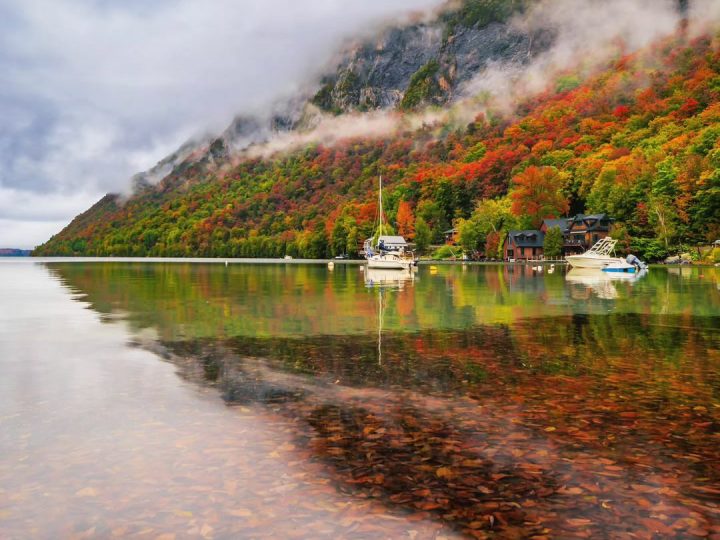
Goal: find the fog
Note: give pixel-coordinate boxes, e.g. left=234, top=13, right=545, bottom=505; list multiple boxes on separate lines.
left=0, top=0, right=444, bottom=248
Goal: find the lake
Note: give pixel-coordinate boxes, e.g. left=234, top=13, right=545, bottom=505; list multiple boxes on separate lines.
left=1, top=259, right=719, bottom=539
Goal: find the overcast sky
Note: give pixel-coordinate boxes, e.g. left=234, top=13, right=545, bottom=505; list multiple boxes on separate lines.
left=0, top=0, right=444, bottom=249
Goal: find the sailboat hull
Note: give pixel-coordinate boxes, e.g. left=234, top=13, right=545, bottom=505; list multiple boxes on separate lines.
left=366, top=255, right=415, bottom=270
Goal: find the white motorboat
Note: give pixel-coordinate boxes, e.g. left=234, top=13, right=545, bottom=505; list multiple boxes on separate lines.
left=364, top=176, right=417, bottom=270
left=566, top=237, right=624, bottom=269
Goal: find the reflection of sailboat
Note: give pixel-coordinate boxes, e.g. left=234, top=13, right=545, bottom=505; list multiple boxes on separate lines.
left=365, top=267, right=415, bottom=365
left=377, top=287, right=384, bottom=366
left=365, top=266, right=416, bottom=289
left=363, top=176, right=417, bottom=270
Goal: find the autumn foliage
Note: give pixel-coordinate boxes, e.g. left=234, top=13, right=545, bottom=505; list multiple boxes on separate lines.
left=509, top=166, right=569, bottom=228
left=35, top=33, right=720, bottom=260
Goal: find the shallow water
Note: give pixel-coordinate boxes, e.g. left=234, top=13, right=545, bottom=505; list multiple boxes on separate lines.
left=1, top=260, right=719, bottom=539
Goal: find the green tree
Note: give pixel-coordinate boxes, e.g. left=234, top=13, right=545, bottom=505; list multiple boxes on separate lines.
left=414, top=217, right=431, bottom=255
left=330, top=219, right=348, bottom=257
left=543, top=226, right=563, bottom=259
left=417, top=199, right=447, bottom=243
left=346, top=226, right=359, bottom=258
left=457, top=218, right=483, bottom=255
left=648, top=195, right=679, bottom=250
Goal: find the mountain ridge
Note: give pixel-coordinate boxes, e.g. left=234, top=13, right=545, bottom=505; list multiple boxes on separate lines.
left=34, top=1, right=719, bottom=261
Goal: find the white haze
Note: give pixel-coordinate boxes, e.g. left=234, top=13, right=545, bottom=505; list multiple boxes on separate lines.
left=461, top=0, right=685, bottom=111
left=250, top=0, right=716, bottom=159
left=0, top=0, right=445, bottom=248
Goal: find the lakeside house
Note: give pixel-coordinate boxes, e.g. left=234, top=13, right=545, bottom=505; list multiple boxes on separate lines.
left=444, top=228, right=459, bottom=245
left=504, top=214, right=613, bottom=261
left=503, top=230, right=545, bottom=261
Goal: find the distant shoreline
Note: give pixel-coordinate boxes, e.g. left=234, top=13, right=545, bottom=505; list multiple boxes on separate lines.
left=5, top=256, right=715, bottom=267
left=0, top=249, right=31, bottom=257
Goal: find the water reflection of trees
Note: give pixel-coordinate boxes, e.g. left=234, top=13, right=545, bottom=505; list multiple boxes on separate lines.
left=48, top=263, right=720, bottom=537
left=47, top=263, right=720, bottom=342
left=149, top=314, right=720, bottom=538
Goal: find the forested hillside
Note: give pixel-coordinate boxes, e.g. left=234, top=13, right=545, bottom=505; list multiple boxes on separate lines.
left=35, top=27, right=720, bottom=261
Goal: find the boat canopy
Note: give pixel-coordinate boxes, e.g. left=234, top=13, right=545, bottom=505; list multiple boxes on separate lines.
left=377, top=236, right=408, bottom=249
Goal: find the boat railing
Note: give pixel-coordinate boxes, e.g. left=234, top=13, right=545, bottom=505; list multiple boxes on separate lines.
left=585, top=237, right=618, bottom=256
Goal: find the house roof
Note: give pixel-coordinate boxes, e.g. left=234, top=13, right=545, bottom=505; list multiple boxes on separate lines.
left=542, top=218, right=571, bottom=232
left=507, top=230, right=545, bottom=248
left=570, top=213, right=613, bottom=232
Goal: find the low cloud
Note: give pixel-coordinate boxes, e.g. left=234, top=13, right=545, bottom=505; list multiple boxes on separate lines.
left=0, top=0, right=445, bottom=247
left=460, top=0, right=684, bottom=110
left=248, top=0, right=717, bottom=162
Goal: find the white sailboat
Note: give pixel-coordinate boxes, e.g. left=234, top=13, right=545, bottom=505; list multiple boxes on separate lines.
left=363, top=176, right=417, bottom=270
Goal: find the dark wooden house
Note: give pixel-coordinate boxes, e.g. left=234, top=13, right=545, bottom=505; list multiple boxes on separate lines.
left=503, top=230, right=545, bottom=261
left=503, top=214, right=614, bottom=261
left=566, top=214, right=613, bottom=251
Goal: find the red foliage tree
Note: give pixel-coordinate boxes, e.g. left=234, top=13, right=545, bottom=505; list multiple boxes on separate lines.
left=396, top=200, right=415, bottom=239
left=510, top=166, right=570, bottom=228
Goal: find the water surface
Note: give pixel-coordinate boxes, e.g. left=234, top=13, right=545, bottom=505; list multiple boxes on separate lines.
left=1, top=260, right=719, bottom=539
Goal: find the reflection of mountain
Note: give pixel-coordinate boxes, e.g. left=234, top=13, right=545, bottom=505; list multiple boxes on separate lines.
left=50, top=261, right=720, bottom=538
left=46, top=263, right=720, bottom=342
left=133, top=316, right=720, bottom=538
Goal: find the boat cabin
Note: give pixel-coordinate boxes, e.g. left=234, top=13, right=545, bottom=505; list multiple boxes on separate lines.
left=377, top=235, right=408, bottom=252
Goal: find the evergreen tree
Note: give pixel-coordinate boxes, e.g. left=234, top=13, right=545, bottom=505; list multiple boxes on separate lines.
left=543, top=226, right=563, bottom=259
left=414, top=217, right=431, bottom=255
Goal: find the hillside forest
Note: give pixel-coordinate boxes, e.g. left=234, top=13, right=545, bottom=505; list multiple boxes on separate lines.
left=34, top=32, right=720, bottom=262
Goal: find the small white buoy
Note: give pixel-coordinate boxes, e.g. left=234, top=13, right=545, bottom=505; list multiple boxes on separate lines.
left=225, top=260, right=228, bottom=267
left=327, top=261, right=334, bottom=270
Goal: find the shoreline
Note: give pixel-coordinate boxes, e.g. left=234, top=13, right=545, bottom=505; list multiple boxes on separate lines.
left=4, top=256, right=717, bottom=267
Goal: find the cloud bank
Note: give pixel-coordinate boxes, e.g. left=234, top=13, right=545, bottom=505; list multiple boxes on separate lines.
left=246, top=0, right=718, bottom=166
left=0, top=0, right=444, bottom=248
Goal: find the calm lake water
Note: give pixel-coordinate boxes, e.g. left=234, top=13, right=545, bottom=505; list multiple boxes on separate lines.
left=1, top=259, right=719, bottom=539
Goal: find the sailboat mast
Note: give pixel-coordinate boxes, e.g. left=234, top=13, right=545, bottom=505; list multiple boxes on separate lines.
left=378, top=175, right=383, bottom=235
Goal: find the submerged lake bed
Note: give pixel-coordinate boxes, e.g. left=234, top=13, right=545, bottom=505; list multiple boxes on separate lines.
left=1, top=259, right=719, bottom=539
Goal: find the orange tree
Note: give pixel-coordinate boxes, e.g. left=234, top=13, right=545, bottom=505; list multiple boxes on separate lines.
left=509, top=166, right=569, bottom=228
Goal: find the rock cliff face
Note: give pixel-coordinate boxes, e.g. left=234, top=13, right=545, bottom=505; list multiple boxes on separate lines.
left=311, top=17, right=539, bottom=113
left=149, top=0, right=542, bottom=180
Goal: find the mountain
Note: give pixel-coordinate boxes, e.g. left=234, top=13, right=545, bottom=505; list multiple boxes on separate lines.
left=34, top=0, right=720, bottom=261
left=311, top=1, right=544, bottom=113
